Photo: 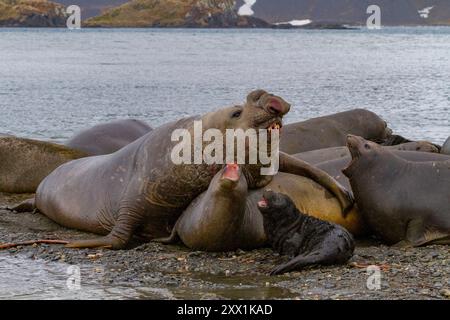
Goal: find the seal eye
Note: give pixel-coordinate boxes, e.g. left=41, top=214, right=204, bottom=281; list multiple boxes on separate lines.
left=364, top=143, right=370, bottom=150
left=231, top=110, right=242, bottom=118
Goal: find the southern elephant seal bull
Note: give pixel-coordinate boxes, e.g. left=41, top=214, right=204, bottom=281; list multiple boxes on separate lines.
left=280, top=109, right=392, bottom=154
left=343, top=135, right=450, bottom=246
left=258, top=190, right=355, bottom=275
left=157, top=164, right=364, bottom=252
left=13, top=90, right=353, bottom=249
left=65, top=119, right=152, bottom=156
left=0, top=137, right=87, bottom=193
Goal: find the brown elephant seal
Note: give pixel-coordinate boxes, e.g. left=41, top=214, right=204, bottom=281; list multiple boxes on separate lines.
left=258, top=191, right=355, bottom=275
left=343, top=135, right=450, bottom=246
left=442, top=136, right=450, bottom=155
left=13, top=90, right=353, bottom=249
left=294, top=141, right=439, bottom=165
left=157, top=164, right=364, bottom=252
left=0, top=120, right=152, bottom=193
left=280, top=109, right=392, bottom=154
left=65, top=119, right=152, bottom=156
left=0, top=137, right=87, bottom=193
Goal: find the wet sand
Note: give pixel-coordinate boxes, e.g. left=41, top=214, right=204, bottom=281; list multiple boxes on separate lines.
left=0, top=193, right=449, bottom=300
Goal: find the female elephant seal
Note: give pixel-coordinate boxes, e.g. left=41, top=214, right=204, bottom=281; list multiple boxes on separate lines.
left=157, top=164, right=364, bottom=252
left=343, top=135, right=450, bottom=247
left=294, top=141, right=439, bottom=165
left=0, top=120, right=152, bottom=193
left=15, top=90, right=353, bottom=249
left=65, top=119, right=152, bottom=156
left=258, top=191, right=355, bottom=276
left=280, top=109, right=392, bottom=154
left=0, top=136, right=87, bottom=193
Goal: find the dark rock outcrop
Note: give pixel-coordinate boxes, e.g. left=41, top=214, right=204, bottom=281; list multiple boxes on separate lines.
left=0, top=0, right=68, bottom=27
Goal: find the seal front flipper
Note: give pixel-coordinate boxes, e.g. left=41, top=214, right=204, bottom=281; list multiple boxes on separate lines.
left=405, top=219, right=450, bottom=247
left=279, top=152, right=354, bottom=214
left=66, top=235, right=125, bottom=249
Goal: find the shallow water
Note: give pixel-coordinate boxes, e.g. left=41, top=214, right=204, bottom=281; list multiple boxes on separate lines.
left=0, top=27, right=449, bottom=143
left=0, top=27, right=449, bottom=299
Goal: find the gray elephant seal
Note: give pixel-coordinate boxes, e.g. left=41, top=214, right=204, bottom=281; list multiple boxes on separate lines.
left=294, top=141, right=439, bottom=165
left=65, top=119, right=152, bottom=155
left=312, top=149, right=450, bottom=193
left=442, top=136, right=450, bottom=155
left=258, top=191, right=355, bottom=275
left=0, top=137, right=87, bottom=193
left=343, top=135, right=450, bottom=246
left=13, top=90, right=353, bottom=249
left=158, top=164, right=364, bottom=252
left=280, top=109, right=392, bottom=154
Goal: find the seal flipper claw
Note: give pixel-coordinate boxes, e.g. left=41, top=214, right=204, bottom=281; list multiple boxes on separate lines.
left=66, top=235, right=125, bottom=249
left=270, top=253, right=322, bottom=276
left=7, top=198, right=36, bottom=213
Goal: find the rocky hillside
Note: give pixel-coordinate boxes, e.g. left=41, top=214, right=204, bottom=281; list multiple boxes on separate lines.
left=0, top=0, right=67, bottom=27
left=56, top=0, right=129, bottom=19
left=84, top=0, right=269, bottom=28
left=236, top=0, right=450, bottom=26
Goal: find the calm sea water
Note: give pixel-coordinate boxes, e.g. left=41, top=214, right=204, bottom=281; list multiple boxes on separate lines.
left=0, top=27, right=449, bottom=299
left=0, top=27, right=449, bottom=144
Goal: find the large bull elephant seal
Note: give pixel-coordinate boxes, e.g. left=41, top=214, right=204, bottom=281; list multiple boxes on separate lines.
left=294, top=141, right=439, bottom=165
left=157, top=164, right=364, bottom=252
left=442, top=136, right=450, bottom=155
left=0, top=137, right=87, bottom=193
left=343, top=135, right=450, bottom=247
left=65, top=119, right=152, bottom=156
left=14, top=90, right=353, bottom=249
left=280, top=109, right=392, bottom=154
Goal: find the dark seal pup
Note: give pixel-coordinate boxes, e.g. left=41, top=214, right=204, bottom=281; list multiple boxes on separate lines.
left=257, top=191, right=355, bottom=275
left=343, top=135, right=450, bottom=246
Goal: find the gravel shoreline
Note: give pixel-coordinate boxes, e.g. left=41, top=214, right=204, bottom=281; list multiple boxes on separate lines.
left=0, top=193, right=449, bottom=300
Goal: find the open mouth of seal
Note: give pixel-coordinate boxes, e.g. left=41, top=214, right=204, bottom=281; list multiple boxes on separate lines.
left=342, top=136, right=361, bottom=175
left=267, top=121, right=282, bottom=133
left=222, top=163, right=240, bottom=182
left=258, top=197, right=268, bottom=208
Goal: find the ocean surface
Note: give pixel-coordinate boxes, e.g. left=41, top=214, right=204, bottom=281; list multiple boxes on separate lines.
left=0, top=27, right=449, bottom=144
left=0, top=27, right=449, bottom=300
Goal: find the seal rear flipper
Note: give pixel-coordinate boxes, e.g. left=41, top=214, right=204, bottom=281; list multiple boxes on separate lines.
left=270, top=252, right=326, bottom=276
left=405, top=219, right=450, bottom=247
left=7, top=198, right=36, bottom=213
left=152, top=227, right=180, bottom=245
